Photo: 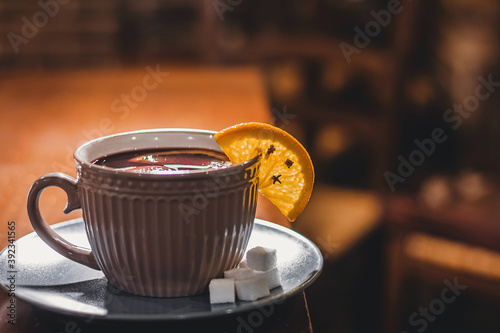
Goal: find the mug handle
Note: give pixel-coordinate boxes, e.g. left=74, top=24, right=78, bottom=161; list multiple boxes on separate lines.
left=27, top=172, right=100, bottom=270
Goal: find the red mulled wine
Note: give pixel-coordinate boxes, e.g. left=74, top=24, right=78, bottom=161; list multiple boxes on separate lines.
left=92, top=148, right=232, bottom=174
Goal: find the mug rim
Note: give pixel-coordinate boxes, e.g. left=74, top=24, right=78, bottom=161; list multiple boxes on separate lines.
left=73, top=128, right=260, bottom=179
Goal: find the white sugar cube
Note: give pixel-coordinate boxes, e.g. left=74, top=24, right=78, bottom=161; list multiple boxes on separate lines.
left=238, top=260, right=248, bottom=268
left=224, top=267, right=256, bottom=280
left=209, top=278, right=235, bottom=304
left=246, top=246, right=277, bottom=271
left=255, top=267, right=281, bottom=289
left=235, top=276, right=270, bottom=301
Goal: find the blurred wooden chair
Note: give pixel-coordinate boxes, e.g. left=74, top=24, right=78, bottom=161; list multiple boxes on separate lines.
left=384, top=195, right=500, bottom=333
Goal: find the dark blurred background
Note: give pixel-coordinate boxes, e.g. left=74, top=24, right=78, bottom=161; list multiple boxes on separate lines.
left=2, top=0, right=500, bottom=332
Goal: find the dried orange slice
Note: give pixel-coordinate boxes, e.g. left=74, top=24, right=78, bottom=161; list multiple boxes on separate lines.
left=215, top=122, right=314, bottom=221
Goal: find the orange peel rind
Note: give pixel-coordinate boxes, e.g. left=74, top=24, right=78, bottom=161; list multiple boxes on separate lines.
left=215, top=122, right=314, bottom=221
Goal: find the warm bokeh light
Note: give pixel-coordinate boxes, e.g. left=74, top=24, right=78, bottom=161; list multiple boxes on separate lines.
left=1, top=0, right=500, bottom=332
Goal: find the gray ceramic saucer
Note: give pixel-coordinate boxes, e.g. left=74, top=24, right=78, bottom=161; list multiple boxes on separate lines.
left=0, top=218, right=322, bottom=321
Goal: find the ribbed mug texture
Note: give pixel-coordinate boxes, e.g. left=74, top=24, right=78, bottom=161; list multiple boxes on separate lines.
left=77, top=158, right=259, bottom=297
left=25, top=129, right=260, bottom=297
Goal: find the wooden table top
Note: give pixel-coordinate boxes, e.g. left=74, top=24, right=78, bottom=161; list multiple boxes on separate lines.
left=0, top=65, right=289, bottom=248
left=0, top=65, right=304, bottom=332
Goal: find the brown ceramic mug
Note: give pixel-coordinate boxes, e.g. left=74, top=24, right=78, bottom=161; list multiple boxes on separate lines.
left=27, top=129, right=260, bottom=297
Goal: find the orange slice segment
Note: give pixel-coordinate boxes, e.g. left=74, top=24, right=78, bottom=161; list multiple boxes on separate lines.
left=215, top=122, right=314, bottom=221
